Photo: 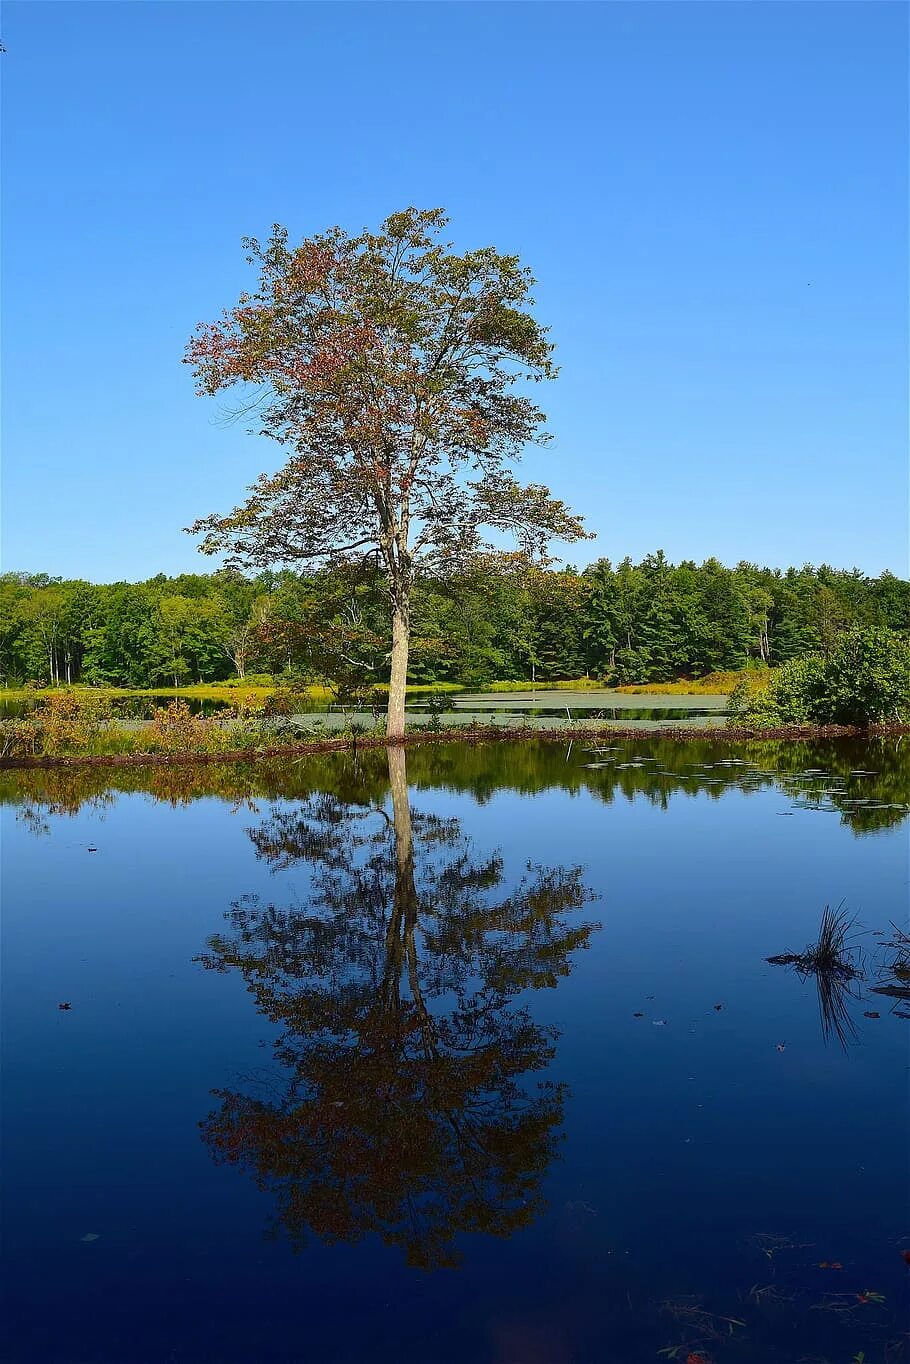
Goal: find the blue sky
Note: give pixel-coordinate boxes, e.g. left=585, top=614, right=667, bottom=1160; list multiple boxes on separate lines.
left=3, top=1, right=907, bottom=580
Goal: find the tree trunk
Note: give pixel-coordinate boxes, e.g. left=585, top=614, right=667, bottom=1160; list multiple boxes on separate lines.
left=386, top=600, right=410, bottom=740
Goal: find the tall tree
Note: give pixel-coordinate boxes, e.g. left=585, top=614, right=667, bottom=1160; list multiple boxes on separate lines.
left=184, top=207, right=587, bottom=735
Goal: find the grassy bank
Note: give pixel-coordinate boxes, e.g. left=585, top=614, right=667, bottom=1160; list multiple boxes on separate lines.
left=0, top=681, right=467, bottom=702
left=0, top=682, right=321, bottom=702
left=3, top=719, right=907, bottom=771
left=0, top=673, right=751, bottom=703
left=614, top=670, right=769, bottom=696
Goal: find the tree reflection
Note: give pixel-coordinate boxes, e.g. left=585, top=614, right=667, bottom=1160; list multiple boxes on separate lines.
left=196, top=747, right=599, bottom=1268
left=5, top=734, right=908, bottom=836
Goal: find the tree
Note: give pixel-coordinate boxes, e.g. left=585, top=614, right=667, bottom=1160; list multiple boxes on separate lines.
left=184, top=208, right=588, bottom=736
left=143, top=595, right=228, bottom=687
left=19, top=586, right=67, bottom=685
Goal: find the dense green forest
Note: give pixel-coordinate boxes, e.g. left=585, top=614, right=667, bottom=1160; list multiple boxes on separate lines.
left=2, top=554, right=908, bottom=690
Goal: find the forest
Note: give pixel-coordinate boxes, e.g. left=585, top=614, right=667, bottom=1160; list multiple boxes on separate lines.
left=3, top=553, right=908, bottom=691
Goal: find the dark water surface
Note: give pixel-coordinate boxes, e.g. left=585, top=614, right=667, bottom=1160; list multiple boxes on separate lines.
left=2, top=738, right=909, bottom=1364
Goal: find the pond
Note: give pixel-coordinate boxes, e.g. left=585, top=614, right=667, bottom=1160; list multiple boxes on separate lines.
left=2, top=736, right=908, bottom=1363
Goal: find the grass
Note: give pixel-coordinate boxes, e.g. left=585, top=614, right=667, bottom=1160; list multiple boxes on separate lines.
left=0, top=682, right=316, bottom=701
left=615, top=670, right=771, bottom=696
left=806, top=903, right=861, bottom=975
left=483, top=678, right=608, bottom=692
left=0, top=681, right=465, bottom=702
left=767, top=902, right=862, bottom=976
left=767, top=903, right=864, bottom=1047
left=0, top=673, right=765, bottom=701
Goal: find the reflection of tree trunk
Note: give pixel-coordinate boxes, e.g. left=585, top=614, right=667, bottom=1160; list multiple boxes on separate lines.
left=389, top=749, right=442, bottom=1070
left=381, top=747, right=417, bottom=1024
left=388, top=745, right=413, bottom=876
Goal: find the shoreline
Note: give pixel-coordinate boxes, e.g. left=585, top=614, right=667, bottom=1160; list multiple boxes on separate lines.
left=2, top=721, right=907, bottom=772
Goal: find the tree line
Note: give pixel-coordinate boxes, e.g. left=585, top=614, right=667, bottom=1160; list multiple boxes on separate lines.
left=2, top=553, right=907, bottom=691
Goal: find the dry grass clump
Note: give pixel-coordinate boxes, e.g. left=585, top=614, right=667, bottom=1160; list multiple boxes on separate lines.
left=767, top=903, right=864, bottom=1046
left=616, top=670, right=769, bottom=696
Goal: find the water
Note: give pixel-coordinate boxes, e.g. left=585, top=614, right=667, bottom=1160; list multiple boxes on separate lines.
left=2, top=737, right=908, bottom=1363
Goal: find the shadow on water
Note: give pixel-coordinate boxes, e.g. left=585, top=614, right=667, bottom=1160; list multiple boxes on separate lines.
left=195, top=746, right=600, bottom=1268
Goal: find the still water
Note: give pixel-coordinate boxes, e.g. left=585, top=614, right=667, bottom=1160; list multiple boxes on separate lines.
left=2, top=738, right=908, bottom=1364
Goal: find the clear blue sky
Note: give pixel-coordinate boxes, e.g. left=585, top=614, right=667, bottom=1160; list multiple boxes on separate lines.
left=3, top=1, right=907, bottom=581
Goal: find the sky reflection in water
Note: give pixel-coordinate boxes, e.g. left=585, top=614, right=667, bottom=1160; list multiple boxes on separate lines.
left=2, top=737, right=909, bottom=1363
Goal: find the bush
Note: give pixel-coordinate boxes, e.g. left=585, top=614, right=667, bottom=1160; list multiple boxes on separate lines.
left=146, top=700, right=222, bottom=753
left=618, top=669, right=768, bottom=696
left=216, top=674, right=275, bottom=688
left=0, top=716, right=42, bottom=758
left=729, top=628, right=910, bottom=728
left=37, top=691, right=115, bottom=755
left=817, top=627, right=910, bottom=723
left=261, top=686, right=310, bottom=718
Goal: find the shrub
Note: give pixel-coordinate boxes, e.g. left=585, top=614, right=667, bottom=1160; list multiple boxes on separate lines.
left=227, top=692, right=268, bottom=720
left=36, top=691, right=115, bottom=755
left=729, top=628, right=910, bottom=728
left=146, top=700, right=221, bottom=753
left=817, top=627, right=910, bottom=723
left=261, top=687, right=308, bottom=718
left=216, top=673, right=275, bottom=688
left=0, top=717, right=42, bottom=758
left=618, top=669, right=768, bottom=696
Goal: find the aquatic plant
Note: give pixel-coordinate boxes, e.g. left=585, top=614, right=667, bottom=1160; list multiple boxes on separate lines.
left=767, top=903, right=864, bottom=1046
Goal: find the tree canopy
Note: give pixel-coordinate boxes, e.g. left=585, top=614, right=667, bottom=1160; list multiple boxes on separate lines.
left=2, top=556, right=907, bottom=691
left=184, top=207, right=587, bottom=734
